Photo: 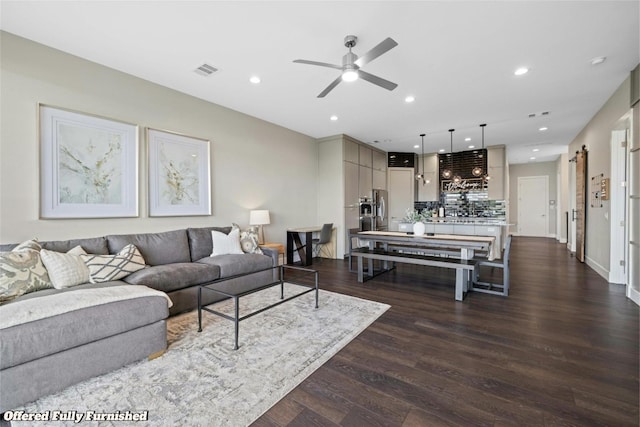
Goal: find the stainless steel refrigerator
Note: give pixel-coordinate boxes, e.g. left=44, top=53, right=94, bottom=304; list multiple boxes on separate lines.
left=372, top=189, right=388, bottom=231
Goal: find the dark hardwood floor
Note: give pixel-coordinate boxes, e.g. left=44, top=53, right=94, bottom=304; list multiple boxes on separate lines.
left=252, top=236, right=639, bottom=427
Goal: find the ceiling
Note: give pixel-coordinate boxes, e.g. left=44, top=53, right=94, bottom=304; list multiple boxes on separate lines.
left=1, top=1, right=638, bottom=164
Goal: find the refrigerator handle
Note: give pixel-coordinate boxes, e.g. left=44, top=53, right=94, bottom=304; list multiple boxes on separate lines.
left=380, top=197, right=385, bottom=220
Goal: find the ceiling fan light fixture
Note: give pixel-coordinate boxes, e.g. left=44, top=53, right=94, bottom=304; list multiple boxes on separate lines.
left=342, top=68, right=359, bottom=82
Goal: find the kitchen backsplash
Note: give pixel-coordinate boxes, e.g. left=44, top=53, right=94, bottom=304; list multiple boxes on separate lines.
left=415, top=192, right=506, bottom=218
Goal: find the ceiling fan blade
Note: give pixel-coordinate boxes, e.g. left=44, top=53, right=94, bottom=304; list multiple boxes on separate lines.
left=293, top=59, right=343, bottom=70
left=358, top=70, right=398, bottom=91
left=317, top=75, right=343, bottom=98
left=354, top=37, right=398, bottom=67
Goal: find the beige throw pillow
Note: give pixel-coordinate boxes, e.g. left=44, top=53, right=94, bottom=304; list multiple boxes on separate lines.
left=40, top=246, right=90, bottom=289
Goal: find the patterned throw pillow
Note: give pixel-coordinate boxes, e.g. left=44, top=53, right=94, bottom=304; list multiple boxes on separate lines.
left=0, top=239, right=53, bottom=304
left=232, top=223, right=263, bottom=254
left=80, top=244, right=146, bottom=283
left=40, top=246, right=90, bottom=289
left=210, top=228, right=244, bottom=256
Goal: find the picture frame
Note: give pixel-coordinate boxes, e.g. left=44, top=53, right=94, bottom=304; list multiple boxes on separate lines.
left=39, top=105, right=139, bottom=218
left=147, top=128, right=211, bottom=217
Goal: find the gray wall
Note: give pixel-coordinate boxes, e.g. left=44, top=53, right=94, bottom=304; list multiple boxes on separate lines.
left=568, top=75, right=631, bottom=277
left=0, top=32, right=318, bottom=244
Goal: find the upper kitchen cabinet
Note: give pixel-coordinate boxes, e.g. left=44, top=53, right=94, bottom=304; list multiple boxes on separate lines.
left=417, top=153, right=438, bottom=201
left=487, top=145, right=506, bottom=200
left=372, top=150, right=387, bottom=171
left=359, top=145, right=373, bottom=167
left=344, top=139, right=359, bottom=164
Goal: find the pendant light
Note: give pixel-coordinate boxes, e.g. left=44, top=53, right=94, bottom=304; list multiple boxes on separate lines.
left=450, top=129, right=462, bottom=184
left=472, top=123, right=486, bottom=177
left=415, top=133, right=426, bottom=185
left=441, top=129, right=454, bottom=179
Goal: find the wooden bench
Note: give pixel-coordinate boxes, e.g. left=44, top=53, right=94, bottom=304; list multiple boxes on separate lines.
left=351, top=247, right=478, bottom=301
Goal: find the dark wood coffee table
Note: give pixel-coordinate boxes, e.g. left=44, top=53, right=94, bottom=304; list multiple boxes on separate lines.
left=197, top=264, right=318, bottom=349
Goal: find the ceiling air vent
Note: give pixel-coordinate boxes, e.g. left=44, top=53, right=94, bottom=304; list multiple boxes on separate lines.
left=194, top=63, right=218, bottom=77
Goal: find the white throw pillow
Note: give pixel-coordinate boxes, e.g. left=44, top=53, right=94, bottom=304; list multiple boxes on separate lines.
left=210, top=228, right=243, bottom=256
left=80, top=244, right=146, bottom=283
left=40, top=247, right=90, bottom=289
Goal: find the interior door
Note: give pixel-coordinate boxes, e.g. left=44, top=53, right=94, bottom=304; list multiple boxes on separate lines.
left=575, top=147, right=588, bottom=262
left=568, top=159, right=577, bottom=252
left=517, top=176, right=548, bottom=236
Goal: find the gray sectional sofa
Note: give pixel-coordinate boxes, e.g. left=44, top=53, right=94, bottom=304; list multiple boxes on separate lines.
left=0, top=226, right=278, bottom=412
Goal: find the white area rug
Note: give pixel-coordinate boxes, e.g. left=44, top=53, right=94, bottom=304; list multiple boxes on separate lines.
left=14, top=284, right=390, bottom=426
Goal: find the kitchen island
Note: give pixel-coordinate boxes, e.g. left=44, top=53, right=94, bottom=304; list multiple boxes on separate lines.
left=397, top=217, right=508, bottom=250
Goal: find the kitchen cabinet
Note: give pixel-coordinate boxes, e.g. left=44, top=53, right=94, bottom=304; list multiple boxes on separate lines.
left=359, top=145, right=372, bottom=167
left=345, top=139, right=359, bottom=164
left=417, top=153, right=439, bottom=201
left=388, top=167, right=415, bottom=231
left=344, top=161, right=359, bottom=207
left=487, top=145, right=506, bottom=200
left=373, top=169, right=386, bottom=190
left=359, top=165, right=373, bottom=199
left=317, top=134, right=387, bottom=258
left=372, top=150, right=387, bottom=171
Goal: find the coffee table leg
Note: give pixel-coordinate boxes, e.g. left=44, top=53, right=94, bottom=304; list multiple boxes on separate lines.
left=234, top=296, right=239, bottom=350
left=315, top=272, right=319, bottom=309
left=197, top=287, right=202, bottom=332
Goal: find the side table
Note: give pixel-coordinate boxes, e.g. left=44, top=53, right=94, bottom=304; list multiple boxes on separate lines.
left=261, top=242, right=285, bottom=265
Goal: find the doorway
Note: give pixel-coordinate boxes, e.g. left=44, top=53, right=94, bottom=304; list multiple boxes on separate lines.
left=517, top=176, right=549, bottom=237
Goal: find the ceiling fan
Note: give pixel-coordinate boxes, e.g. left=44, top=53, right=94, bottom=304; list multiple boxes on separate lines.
left=293, top=35, right=398, bottom=98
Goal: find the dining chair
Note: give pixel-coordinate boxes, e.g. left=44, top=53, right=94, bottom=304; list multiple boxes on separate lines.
left=472, top=234, right=512, bottom=296
left=312, top=223, right=333, bottom=258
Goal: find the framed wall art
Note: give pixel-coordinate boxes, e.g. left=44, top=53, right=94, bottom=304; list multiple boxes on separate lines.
left=39, top=105, right=139, bottom=218
left=147, top=128, right=211, bottom=217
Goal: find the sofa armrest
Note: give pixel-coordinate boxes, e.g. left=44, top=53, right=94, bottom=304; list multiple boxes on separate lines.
left=259, top=246, right=278, bottom=266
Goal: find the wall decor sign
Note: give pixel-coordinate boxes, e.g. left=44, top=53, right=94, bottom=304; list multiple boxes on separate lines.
left=441, top=178, right=487, bottom=193
left=147, top=128, right=211, bottom=217
left=39, top=105, right=139, bottom=218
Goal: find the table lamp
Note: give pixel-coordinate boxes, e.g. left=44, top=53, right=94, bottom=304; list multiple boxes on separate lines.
left=249, top=209, right=270, bottom=244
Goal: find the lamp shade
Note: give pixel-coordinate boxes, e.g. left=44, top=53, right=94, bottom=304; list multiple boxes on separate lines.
left=249, top=210, right=270, bottom=225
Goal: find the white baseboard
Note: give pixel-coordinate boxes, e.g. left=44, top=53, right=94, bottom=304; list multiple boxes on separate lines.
left=585, top=256, right=609, bottom=281
left=557, top=237, right=567, bottom=244
left=547, top=233, right=556, bottom=239
left=627, top=286, right=640, bottom=306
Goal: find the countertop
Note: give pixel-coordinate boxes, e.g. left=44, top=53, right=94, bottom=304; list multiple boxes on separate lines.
left=397, top=218, right=508, bottom=225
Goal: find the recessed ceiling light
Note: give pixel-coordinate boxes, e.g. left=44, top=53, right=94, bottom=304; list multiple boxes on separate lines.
left=533, top=148, right=540, bottom=152
left=514, top=67, right=529, bottom=76
left=539, top=127, right=548, bottom=131
left=439, top=149, right=446, bottom=153
left=330, top=115, right=338, bottom=121
left=413, top=145, right=419, bottom=149
left=590, top=56, right=606, bottom=66
left=464, top=137, right=471, bottom=142
left=249, top=75, right=261, bottom=84
left=530, top=157, right=536, bottom=160
left=468, top=145, right=475, bottom=149
left=405, top=95, right=415, bottom=103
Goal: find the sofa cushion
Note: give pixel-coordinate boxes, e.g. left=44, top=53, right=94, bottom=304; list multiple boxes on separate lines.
left=196, top=253, right=272, bottom=278
left=187, top=226, right=232, bottom=262
left=41, top=237, right=109, bottom=255
left=123, top=263, right=220, bottom=292
left=107, top=229, right=190, bottom=266
left=0, top=240, right=52, bottom=304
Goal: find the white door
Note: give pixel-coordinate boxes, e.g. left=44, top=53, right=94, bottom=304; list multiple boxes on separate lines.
left=388, top=168, right=415, bottom=231
left=518, top=176, right=549, bottom=237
